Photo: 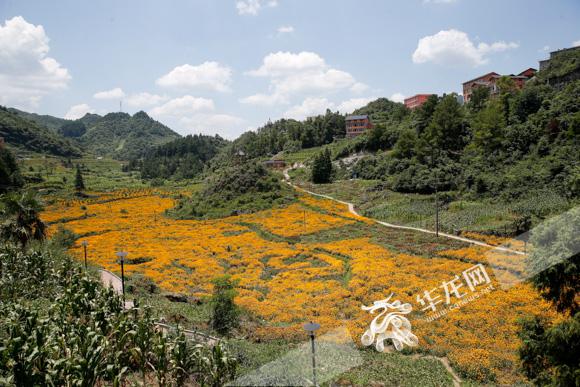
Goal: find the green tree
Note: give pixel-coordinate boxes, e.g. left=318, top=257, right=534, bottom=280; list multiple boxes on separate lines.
left=209, top=275, right=240, bottom=336
left=423, top=94, right=466, bottom=156
left=0, top=190, right=46, bottom=249
left=469, top=100, right=506, bottom=156
left=518, top=207, right=580, bottom=385
left=392, top=129, right=417, bottom=159
left=467, top=86, right=490, bottom=113
left=75, top=164, right=85, bottom=191
left=311, top=148, right=332, bottom=184
left=0, top=147, right=23, bottom=193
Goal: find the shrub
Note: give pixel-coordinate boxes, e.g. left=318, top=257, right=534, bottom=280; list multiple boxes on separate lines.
left=209, top=275, right=240, bottom=336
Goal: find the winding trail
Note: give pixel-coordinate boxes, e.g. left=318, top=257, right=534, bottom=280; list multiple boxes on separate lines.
left=98, top=269, right=219, bottom=346
left=283, top=167, right=525, bottom=256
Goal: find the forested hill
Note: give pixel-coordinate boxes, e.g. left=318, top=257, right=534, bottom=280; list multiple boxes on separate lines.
left=139, top=134, right=228, bottom=180
left=0, top=106, right=82, bottom=157
left=8, top=108, right=69, bottom=132
left=81, top=111, right=180, bottom=159
left=9, top=109, right=181, bottom=160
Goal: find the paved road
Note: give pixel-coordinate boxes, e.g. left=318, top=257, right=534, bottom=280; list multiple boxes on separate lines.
left=283, top=166, right=525, bottom=256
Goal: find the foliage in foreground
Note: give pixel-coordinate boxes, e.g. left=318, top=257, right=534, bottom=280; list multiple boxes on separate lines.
left=0, top=246, right=237, bottom=386
left=0, top=190, right=46, bottom=249
left=519, top=206, right=580, bottom=386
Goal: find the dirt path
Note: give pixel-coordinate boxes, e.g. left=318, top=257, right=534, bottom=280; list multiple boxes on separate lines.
left=98, top=269, right=219, bottom=345
left=283, top=167, right=525, bottom=256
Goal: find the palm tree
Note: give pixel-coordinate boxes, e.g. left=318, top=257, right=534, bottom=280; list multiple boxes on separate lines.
left=0, top=191, right=46, bottom=249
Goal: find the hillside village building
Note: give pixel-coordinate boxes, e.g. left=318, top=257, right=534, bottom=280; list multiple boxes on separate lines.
left=404, top=94, right=435, bottom=109
left=462, top=69, right=536, bottom=103
left=345, top=115, right=372, bottom=137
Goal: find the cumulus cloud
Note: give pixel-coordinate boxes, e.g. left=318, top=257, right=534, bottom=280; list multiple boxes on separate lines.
left=239, top=93, right=288, bottom=106
left=126, top=92, right=168, bottom=108
left=180, top=114, right=245, bottom=137
left=64, top=103, right=94, bottom=120
left=150, top=95, right=215, bottom=117
left=277, top=25, right=294, bottom=34
left=412, top=29, right=519, bottom=67
left=390, top=93, right=406, bottom=103
left=243, top=51, right=366, bottom=106
left=0, top=16, right=70, bottom=109
left=93, top=87, right=125, bottom=100
left=156, top=62, right=232, bottom=92
left=283, top=97, right=332, bottom=120
left=149, top=95, right=244, bottom=138
left=236, top=0, right=278, bottom=15
left=336, top=97, right=375, bottom=113
left=573, top=40, right=580, bottom=47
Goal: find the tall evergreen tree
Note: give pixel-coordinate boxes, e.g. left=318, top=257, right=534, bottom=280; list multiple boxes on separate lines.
left=311, top=148, right=332, bottom=184
left=75, top=164, right=85, bottom=191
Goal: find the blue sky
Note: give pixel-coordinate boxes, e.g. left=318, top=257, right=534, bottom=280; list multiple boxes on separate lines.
left=1, top=0, right=579, bottom=138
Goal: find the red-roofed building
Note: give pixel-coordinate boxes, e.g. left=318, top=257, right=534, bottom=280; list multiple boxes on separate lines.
left=345, top=115, right=373, bottom=137
left=462, top=70, right=534, bottom=103
left=404, top=94, right=435, bottom=110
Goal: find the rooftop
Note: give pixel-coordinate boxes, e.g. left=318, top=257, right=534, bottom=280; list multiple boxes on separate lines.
left=346, top=115, right=369, bottom=120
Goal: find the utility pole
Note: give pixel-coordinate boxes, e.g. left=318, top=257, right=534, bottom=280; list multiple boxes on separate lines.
left=304, top=322, right=320, bottom=387
left=81, top=240, right=88, bottom=269
left=116, top=251, right=128, bottom=306
left=431, top=147, right=440, bottom=237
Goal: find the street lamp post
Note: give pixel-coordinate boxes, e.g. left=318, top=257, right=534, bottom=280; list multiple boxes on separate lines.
left=304, top=321, right=320, bottom=387
left=81, top=240, right=88, bottom=269
left=116, top=251, right=128, bottom=305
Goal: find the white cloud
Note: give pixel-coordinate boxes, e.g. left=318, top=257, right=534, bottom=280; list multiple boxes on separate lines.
left=93, top=87, right=125, bottom=100
left=150, top=95, right=215, bottom=117
left=539, top=45, right=551, bottom=52
left=156, top=61, right=232, bottom=92
left=248, top=51, right=326, bottom=77
left=244, top=51, right=366, bottom=106
left=148, top=95, right=244, bottom=138
left=390, top=93, right=406, bottom=103
left=126, top=92, right=168, bottom=108
left=336, top=97, right=375, bottom=113
left=239, top=93, right=288, bottom=106
left=573, top=40, right=580, bottom=47
left=0, top=16, right=70, bottom=109
left=64, top=103, right=94, bottom=120
left=277, top=25, right=294, bottom=34
left=283, top=97, right=333, bottom=120
left=236, top=0, right=278, bottom=15
left=180, top=114, right=245, bottom=137
left=412, top=29, right=519, bottom=67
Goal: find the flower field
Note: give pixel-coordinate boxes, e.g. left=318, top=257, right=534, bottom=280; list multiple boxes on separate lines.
left=42, top=190, right=557, bottom=384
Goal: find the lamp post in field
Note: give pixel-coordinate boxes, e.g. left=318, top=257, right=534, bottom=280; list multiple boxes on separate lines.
left=304, top=321, right=320, bottom=387
left=81, top=240, right=88, bottom=269
left=116, top=251, right=128, bottom=305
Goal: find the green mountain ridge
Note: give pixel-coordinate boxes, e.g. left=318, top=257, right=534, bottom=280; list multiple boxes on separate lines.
left=0, top=106, right=82, bottom=157
left=8, top=108, right=181, bottom=160
left=80, top=111, right=180, bottom=159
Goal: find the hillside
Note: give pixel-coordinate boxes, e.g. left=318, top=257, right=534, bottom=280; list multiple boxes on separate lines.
left=9, top=107, right=69, bottom=132
left=9, top=108, right=181, bottom=160
left=0, top=106, right=82, bottom=157
left=140, top=134, right=228, bottom=180
left=80, top=111, right=180, bottom=159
